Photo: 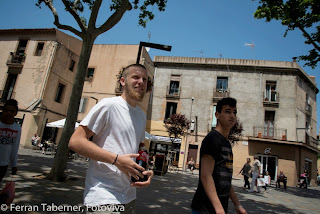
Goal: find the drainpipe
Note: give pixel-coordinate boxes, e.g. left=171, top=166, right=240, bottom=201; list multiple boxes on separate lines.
left=257, top=69, right=262, bottom=133
left=39, top=42, right=58, bottom=99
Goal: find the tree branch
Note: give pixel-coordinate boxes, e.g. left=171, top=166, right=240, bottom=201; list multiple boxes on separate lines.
left=96, top=0, right=132, bottom=35
left=43, top=0, right=81, bottom=37
left=298, top=26, right=320, bottom=53
left=61, top=0, right=87, bottom=32
left=88, top=0, right=103, bottom=30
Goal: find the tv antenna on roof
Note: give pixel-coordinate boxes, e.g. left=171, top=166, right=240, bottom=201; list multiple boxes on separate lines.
left=194, top=50, right=204, bottom=57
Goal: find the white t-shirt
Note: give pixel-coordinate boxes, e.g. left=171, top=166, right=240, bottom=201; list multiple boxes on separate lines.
left=80, top=96, right=146, bottom=206
left=252, top=159, right=261, bottom=173
left=0, top=122, right=21, bottom=167
left=264, top=175, right=270, bottom=185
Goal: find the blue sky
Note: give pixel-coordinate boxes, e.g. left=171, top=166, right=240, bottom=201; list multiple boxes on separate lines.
left=1, top=0, right=319, bottom=132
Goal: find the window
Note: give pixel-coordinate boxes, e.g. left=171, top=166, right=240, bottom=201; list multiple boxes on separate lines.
left=306, top=115, right=311, bottom=134
left=86, top=68, right=95, bottom=79
left=168, top=75, right=181, bottom=95
left=17, top=39, right=28, bottom=55
left=265, top=81, right=277, bottom=101
left=35, top=42, right=44, bottom=56
left=264, top=111, right=275, bottom=137
left=211, top=105, right=217, bottom=129
left=1, top=74, right=17, bottom=102
left=164, top=102, right=177, bottom=120
left=69, top=60, right=75, bottom=72
left=169, top=81, right=180, bottom=95
left=55, top=83, right=65, bottom=103
left=78, top=97, right=88, bottom=113
left=216, top=77, right=228, bottom=92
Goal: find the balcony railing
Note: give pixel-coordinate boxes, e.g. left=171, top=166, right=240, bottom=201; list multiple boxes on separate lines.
left=212, top=90, right=230, bottom=102
left=0, top=90, right=16, bottom=103
left=305, top=133, right=318, bottom=148
left=166, top=86, right=180, bottom=99
left=253, top=126, right=287, bottom=140
left=6, top=52, right=26, bottom=67
left=305, top=104, right=312, bottom=115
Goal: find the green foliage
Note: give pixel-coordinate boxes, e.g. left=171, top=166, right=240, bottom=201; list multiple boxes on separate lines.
left=37, top=0, right=167, bottom=28
left=164, top=114, right=190, bottom=144
left=254, top=0, right=320, bottom=68
left=228, top=119, right=244, bottom=145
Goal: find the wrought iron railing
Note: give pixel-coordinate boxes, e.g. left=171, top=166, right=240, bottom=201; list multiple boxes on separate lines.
left=7, top=52, right=26, bottom=65
left=253, top=126, right=287, bottom=140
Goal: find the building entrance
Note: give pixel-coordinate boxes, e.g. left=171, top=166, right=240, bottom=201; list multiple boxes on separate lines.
left=258, top=155, right=278, bottom=181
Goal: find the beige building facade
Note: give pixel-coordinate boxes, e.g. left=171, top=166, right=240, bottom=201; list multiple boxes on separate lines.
left=150, top=56, right=319, bottom=186
left=0, top=28, right=82, bottom=148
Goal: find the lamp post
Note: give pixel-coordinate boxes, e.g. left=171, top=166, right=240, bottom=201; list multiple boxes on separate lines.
left=136, top=41, right=172, bottom=64
left=183, top=97, right=194, bottom=171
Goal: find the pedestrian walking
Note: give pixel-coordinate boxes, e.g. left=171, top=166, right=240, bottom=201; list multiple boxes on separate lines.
left=248, top=155, right=261, bottom=193
left=191, top=97, right=247, bottom=214
left=239, top=158, right=251, bottom=190
left=0, top=99, right=21, bottom=184
left=69, top=64, right=153, bottom=214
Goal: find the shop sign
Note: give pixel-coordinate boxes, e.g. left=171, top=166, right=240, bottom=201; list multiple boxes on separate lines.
left=264, top=148, right=271, bottom=155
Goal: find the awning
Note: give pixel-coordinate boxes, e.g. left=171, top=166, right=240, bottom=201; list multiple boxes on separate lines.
left=46, top=118, right=79, bottom=129
left=152, top=135, right=181, bottom=143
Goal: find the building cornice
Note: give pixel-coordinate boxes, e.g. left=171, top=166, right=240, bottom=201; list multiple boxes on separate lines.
left=154, top=56, right=318, bottom=94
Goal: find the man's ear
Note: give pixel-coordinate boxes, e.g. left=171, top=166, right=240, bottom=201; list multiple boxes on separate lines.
left=215, top=111, right=219, bottom=120
left=120, top=76, right=125, bottom=87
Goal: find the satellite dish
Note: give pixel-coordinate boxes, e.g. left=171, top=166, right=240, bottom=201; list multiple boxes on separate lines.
left=146, top=47, right=150, bottom=52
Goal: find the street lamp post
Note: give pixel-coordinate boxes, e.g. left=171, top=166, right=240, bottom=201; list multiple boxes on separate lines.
left=136, top=41, right=172, bottom=64
left=183, top=97, right=194, bottom=171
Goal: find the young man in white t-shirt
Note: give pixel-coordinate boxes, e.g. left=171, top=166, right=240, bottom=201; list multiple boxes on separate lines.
left=69, top=64, right=153, bottom=213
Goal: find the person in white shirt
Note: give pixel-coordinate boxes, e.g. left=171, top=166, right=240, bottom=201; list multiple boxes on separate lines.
left=69, top=64, right=153, bottom=214
left=0, top=99, right=21, bottom=184
left=248, top=155, right=261, bottom=193
left=263, top=171, right=271, bottom=192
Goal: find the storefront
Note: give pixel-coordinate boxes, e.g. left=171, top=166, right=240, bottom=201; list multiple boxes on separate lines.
left=148, top=135, right=181, bottom=176
left=233, top=137, right=319, bottom=187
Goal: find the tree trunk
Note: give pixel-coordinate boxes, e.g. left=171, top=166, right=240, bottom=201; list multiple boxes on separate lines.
left=47, top=36, right=96, bottom=181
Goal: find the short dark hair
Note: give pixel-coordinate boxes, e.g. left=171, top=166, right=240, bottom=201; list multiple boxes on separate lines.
left=122, top=64, right=147, bottom=79
left=4, top=99, right=19, bottom=112
left=216, top=97, right=237, bottom=113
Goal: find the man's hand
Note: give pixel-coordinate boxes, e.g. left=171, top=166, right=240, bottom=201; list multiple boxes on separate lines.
left=131, top=170, right=154, bottom=188
left=11, top=167, right=17, bottom=175
left=114, top=154, right=145, bottom=180
left=235, top=205, right=247, bottom=214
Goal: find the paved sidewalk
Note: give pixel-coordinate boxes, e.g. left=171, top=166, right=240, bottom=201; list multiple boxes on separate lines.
left=1, top=148, right=319, bottom=214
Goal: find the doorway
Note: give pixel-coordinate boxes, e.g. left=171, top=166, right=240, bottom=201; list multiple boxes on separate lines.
left=258, top=155, right=278, bottom=181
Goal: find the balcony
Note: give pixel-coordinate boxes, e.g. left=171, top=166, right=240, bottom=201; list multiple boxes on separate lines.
left=253, top=126, right=287, bottom=141
left=305, top=133, right=318, bottom=149
left=166, top=86, right=180, bottom=100
left=6, top=52, right=26, bottom=68
left=212, top=89, right=230, bottom=102
left=263, top=90, right=279, bottom=108
left=0, top=90, right=16, bottom=104
left=305, top=104, right=312, bottom=115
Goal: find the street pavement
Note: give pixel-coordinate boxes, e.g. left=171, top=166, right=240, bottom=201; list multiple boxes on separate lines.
left=1, top=148, right=319, bottom=214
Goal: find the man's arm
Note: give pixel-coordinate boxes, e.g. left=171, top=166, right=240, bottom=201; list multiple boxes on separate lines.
left=201, top=154, right=225, bottom=214
left=69, top=126, right=144, bottom=180
left=230, top=186, right=247, bottom=214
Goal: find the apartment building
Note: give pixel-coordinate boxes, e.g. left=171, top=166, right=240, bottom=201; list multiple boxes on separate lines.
left=0, top=28, right=154, bottom=149
left=0, top=28, right=82, bottom=148
left=150, top=56, right=319, bottom=186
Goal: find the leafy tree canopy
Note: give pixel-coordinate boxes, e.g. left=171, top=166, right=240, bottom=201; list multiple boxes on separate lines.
left=164, top=114, right=190, bottom=143
left=254, top=0, right=320, bottom=68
